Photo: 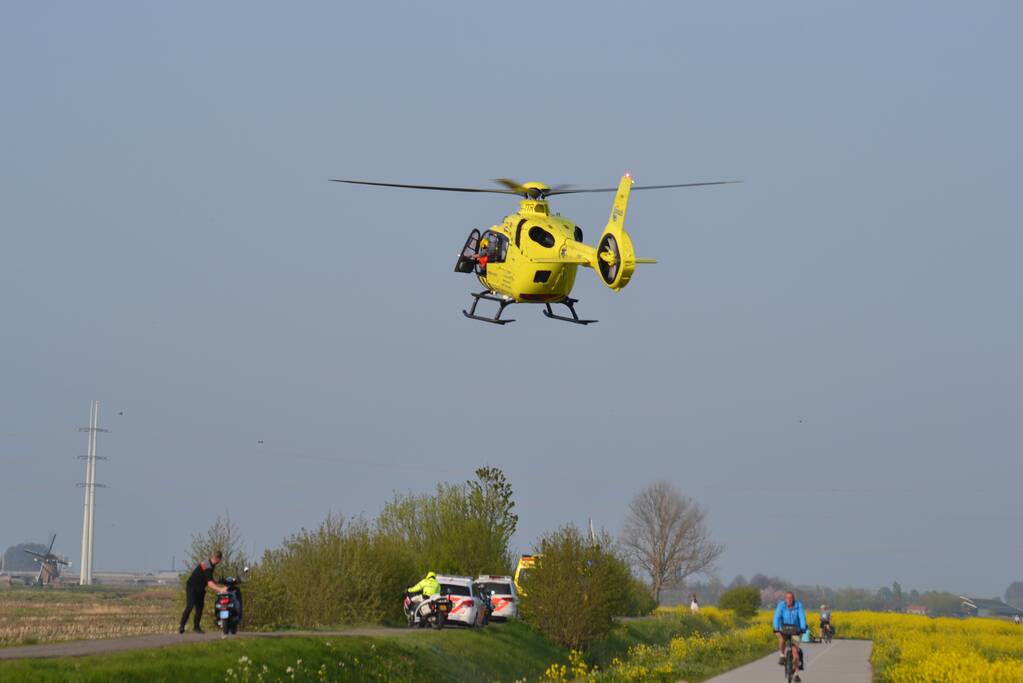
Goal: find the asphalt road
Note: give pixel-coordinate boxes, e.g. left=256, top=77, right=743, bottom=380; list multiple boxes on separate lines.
left=706, top=640, right=873, bottom=683
left=0, top=627, right=423, bottom=660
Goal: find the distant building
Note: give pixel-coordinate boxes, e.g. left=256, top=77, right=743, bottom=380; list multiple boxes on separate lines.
left=960, top=596, right=1023, bottom=618
left=905, top=604, right=928, bottom=616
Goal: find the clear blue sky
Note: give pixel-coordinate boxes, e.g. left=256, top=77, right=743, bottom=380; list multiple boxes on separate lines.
left=2, top=2, right=1020, bottom=597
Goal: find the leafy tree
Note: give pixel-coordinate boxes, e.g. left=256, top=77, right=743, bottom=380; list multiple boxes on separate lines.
left=1005, top=582, right=1023, bottom=609
left=875, top=585, right=895, bottom=610
left=719, top=586, right=762, bottom=617
left=918, top=591, right=966, bottom=617
left=671, top=575, right=727, bottom=608
left=749, top=573, right=773, bottom=589
left=621, top=574, right=658, bottom=617
left=728, top=575, right=748, bottom=590
left=832, top=587, right=875, bottom=611
left=466, top=466, right=518, bottom=549
left=377, top=466, right=516, bottom=577
left=519, top=525, right=626, bottom=650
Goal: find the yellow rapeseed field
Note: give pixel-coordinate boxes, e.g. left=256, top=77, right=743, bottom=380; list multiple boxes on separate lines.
left=542, top=607, right=776, bottom=682
left=830, top=611, right=1023, bottom=682
left=542, top=608, right=1023, bottom=682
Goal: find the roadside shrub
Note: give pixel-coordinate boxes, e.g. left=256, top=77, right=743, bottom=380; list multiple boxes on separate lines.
left=241, top=466, right=518, bottom=630
left=620, top=574, right=658, bottom=617
left=246, top=514, right=415, bottom=629
left=519, top=525, right=626, bottom=650
left=718, top=586, right=761, bottom=618
left=243, top=549, right=290, bottom=630
left=377, top=466, right=517, bottom=578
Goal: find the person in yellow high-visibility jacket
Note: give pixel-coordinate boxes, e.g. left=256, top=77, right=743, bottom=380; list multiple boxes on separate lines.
left=408, top=571, right=440, bottom=599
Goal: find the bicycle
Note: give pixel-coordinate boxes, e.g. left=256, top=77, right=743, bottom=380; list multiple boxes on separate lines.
left=778, top=625, right=804, bottom=683
left=821, top=620, right=834, bottom=644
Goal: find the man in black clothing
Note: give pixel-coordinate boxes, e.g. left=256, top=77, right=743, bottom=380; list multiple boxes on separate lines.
left=179, top=551, right=227, bottom=633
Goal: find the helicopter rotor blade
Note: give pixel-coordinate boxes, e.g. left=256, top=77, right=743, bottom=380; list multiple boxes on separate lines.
left=329, top=179, right=517, bottom=194
left=494, top=178, right=528, bottom=194
left=330, top=177, right=739, bottom=198
left=548, top=180, right=742, bottom=195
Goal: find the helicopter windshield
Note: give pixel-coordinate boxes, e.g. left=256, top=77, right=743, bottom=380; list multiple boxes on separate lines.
left=480, top=231, right=508, bottom=263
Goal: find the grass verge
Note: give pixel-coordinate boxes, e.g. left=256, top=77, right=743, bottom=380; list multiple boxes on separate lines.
left=0, top=621, right=565, bottom=683
left=0, top=609, right=776, bottom=682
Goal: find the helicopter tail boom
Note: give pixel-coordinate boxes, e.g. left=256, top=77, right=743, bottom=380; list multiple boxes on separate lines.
left=595, top=173, right=652, bottom=290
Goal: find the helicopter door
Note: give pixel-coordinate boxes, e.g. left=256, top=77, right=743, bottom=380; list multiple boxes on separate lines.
left=454, top=229, right=481, bottom=273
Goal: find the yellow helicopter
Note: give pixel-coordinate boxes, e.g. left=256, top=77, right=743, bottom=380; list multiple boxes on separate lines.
left=330, top=173, right=736, bottom=324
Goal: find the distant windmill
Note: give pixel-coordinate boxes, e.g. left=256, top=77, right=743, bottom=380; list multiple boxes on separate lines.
left=24, top=534, right=70, bottom=586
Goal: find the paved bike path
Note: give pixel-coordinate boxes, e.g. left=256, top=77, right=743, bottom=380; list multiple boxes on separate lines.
left=706, top=640, right=872, bottom=683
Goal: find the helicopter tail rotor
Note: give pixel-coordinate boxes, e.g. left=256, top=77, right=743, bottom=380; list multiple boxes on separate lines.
left=594, top=173, right=655, bottom=290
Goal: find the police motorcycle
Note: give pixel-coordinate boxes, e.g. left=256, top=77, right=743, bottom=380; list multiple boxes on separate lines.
left=213, top=566, right=249, bottom=635
left=403, top=591, right=452, bottom=629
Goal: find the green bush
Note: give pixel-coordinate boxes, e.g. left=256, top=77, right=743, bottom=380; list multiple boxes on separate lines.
left=518, top=525, right=628, bottom=650
left=377, top=466, right=517, bottom=578
left=242, top=467, right=516, bottom=630
left=246, top=514, right=417, bottom=629
left=621, top=575, right=658, bottom=617
left=718, top=586, right=762, bottom=617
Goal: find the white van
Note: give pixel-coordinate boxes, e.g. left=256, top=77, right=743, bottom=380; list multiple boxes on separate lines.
left=475, top=574, right=518, bottom=620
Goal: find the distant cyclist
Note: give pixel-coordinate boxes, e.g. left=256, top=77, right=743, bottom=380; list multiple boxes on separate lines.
left=820, top=603, right=833, bottom=639
left=773, top=591, right=808, bottom=680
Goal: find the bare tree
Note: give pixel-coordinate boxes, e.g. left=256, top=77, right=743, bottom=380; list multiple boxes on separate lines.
left=620, top=481, right=723, bottom=604
left=186, top=511, right=248, bottom=578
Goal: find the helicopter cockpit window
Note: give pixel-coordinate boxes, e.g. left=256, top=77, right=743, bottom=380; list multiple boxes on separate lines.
left=529, top=226, right=556, bottom=249
left=479, top=231, right=508, bottom=263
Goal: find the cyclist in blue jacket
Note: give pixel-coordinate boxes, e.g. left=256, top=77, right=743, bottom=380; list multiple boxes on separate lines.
left=773, top=591, right=808, bottom=678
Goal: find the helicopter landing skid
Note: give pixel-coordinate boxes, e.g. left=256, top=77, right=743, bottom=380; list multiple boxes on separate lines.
left=543, top=297, right=597, bottom=325
left=463, top=291, right=516, bottom=324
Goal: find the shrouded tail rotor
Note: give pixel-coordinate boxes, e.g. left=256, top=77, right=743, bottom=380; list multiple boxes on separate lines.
left=597, top=234, right=619, bottom=284
left=597, top=232, right=637, bottom=289
left=594, top=174, right=646, bottom=291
